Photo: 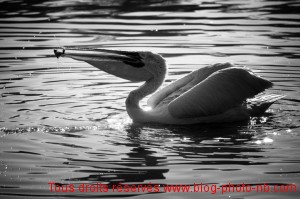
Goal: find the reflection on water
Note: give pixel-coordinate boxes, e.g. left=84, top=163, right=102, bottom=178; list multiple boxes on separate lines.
left=0, top=0, right=300, bottom=198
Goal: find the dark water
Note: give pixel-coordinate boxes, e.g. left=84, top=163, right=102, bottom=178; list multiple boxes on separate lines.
left=0, top=0, right=300, bottom=198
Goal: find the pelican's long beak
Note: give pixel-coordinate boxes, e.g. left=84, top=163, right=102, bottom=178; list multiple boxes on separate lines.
left=54, top=47, right=152, bottom=82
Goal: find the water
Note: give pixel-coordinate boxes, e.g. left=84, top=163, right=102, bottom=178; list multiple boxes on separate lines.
left=0, top=0, right=299, bottom=198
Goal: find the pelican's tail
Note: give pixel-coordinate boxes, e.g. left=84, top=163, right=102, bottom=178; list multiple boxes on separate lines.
left=246, top=93, right=285, bottom=116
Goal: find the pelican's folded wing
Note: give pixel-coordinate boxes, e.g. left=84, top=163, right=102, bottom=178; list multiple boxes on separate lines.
left=147, top=71, right=194, bottom=108
left=148, top=63, right=234, bottom=108
left=168, top=67, right=273, bottom=118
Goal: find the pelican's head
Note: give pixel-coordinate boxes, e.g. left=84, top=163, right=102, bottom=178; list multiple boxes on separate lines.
left=54, top=48, right=167, bottom=82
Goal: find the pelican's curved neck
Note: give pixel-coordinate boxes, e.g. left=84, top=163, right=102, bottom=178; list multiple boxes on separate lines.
left=126, top=76, right=164, bottom=122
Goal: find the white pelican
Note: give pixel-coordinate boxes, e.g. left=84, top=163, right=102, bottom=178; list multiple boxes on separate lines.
left=54, top=48, right=283, bottom=125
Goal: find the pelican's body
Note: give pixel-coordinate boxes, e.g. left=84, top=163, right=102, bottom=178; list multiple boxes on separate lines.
left=54, top=48, right=283, bottom=125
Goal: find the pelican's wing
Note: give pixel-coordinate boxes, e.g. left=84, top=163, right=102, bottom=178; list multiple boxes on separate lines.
left=147, top=71, right=194, bottom=108
left=168, top=67, right=273, bottom=118
left=147, top=63, right=234, bottom=108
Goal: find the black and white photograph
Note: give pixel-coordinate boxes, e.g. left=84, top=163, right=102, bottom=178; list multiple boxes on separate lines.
left=0, top=0, right=299, bottom=198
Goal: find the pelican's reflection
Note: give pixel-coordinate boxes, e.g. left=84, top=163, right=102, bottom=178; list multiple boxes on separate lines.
left=124, top=121, right=267, bottom=167
left=66, top=120, right=270, bottom=189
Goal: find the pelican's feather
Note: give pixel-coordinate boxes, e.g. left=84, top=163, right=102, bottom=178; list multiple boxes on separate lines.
left=246, top=93, right=285, bottom=116
left=148, top=63, right=233, bottom=108
left=168, top=67, right=273, bottom=118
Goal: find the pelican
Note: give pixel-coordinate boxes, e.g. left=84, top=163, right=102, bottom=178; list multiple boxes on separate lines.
left=54, top=48, right=283, bottom=125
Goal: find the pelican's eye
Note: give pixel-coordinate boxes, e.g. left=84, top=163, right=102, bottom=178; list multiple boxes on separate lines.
left=138, top=52, right=147, bottom=59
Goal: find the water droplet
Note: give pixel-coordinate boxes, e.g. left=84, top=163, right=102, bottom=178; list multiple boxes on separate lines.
left=254, top=140, right=262, bottom=144
left=22, top=47, right=25, bottom=49
left=259, top=117, right=267, bottom=123
left=48, top=18, right=50, bottom=21
left=263, top=137, right=273, bottom=143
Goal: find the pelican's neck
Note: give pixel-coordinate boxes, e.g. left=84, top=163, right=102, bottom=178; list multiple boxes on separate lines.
left=126, top=75, right=165, bottom=121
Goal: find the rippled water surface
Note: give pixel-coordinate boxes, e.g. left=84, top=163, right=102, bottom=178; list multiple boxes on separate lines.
left=0, top=0, right=300, bottom=198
